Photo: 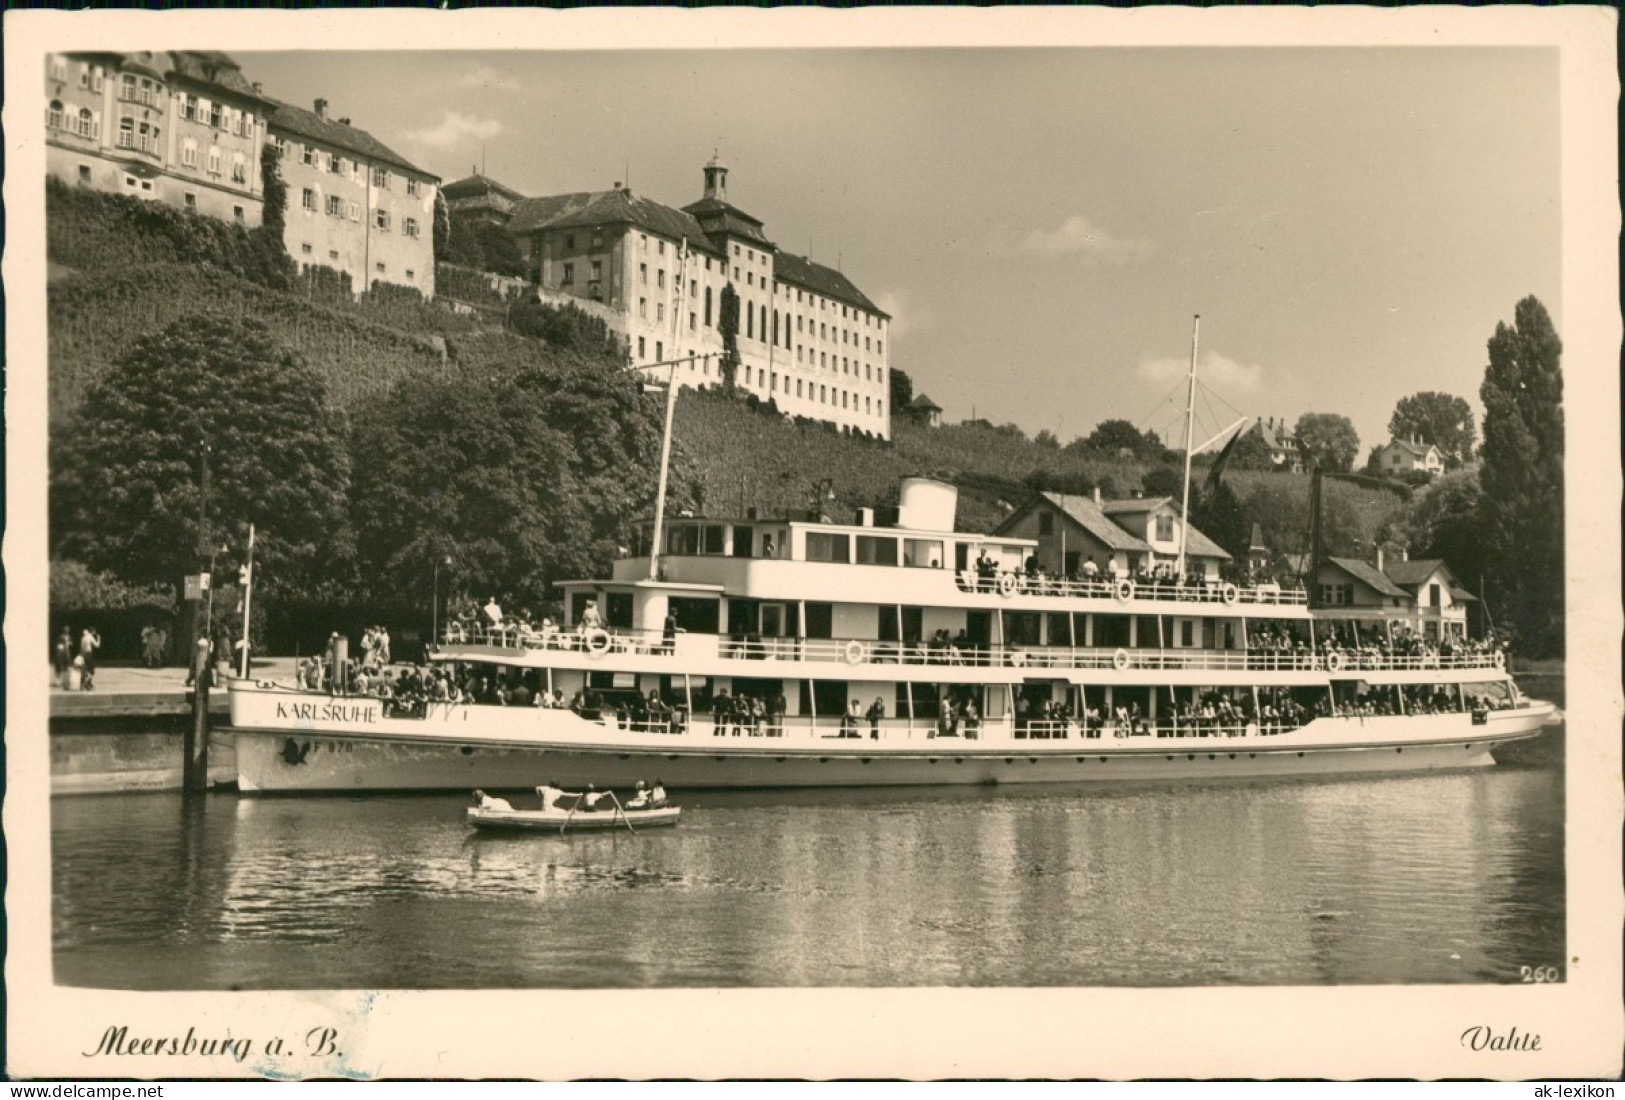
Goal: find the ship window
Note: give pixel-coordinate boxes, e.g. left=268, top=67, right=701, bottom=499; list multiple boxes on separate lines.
left=803, top=602, right=833, bottom=639
left=701, top=525, right=726, bottom=555
left=606, top=592, right=633, bottom=629
left=1047, top=613, right=1073, bottom=647
left=895, top=681, right=942, bottom=720
left=1002, top=611, right=1042, bottom=647
left=732, top=525, right=754, bottom=557
left=903, top=539, right=944, bottom=568
left=801, top=679, right=848, bottom=721
left=1180, top=619, right=1195, bottom=647
left=668, top=597, right=720, bottom=635
left=855, top=535, right=898, bottom=566
left=760, top=603, right=787, bottom=638
left=1093, top=614, right=1131, bottom=648
left=805, top=532, right=850, bottom=564
left=667, top=525, right=700, bottom=555
left=727, top=599, right=760, bottom=636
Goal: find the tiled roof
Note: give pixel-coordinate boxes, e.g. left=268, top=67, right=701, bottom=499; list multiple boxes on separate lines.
left=995, top=493, right=1149, bottom=553
left=441, top=173, right=525, bottom=202
left=773, top=251, right=886, bottom=317
left=1100, top=497, right=1171, bottom=516
left=1447, top=585, right=1478, bottom=603
left=1251, top=418, right=1298, bottom=448
left=268, top=100, right=435, bottom=180
left=910, top=393, right=942, bottom=411
left=167, top=51, right=265, bottom=101
left=1383, top=438, right=1438, bottom=458
left=1326, top=557, right=1409, bottom=599
left=507, top=191, right=606, bottom=235
left=1382, top=558, right=1453, bottom=589
left=511, top=190, right=725, bottom=256
left=683, top=196, right=772, bottom=246
left=1174, top=523, right=1234, bottom=562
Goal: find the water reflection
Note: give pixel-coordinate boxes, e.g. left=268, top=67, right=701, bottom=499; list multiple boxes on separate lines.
left=54, top=741, right=1565, bottom=989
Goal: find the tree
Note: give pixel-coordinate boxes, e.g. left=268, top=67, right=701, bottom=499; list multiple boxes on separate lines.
left=1189, top=478, right=1248, bottom=563
left=1033, top=429, right=1060, bottom=450
left=347, top=357, right=669, bottom=611
left=1085, top=418, right=1154, bottom=458
left=1142, top=466, right=1182, bottom=498
left=1397, top=469, right=1486, bottom=584
left=51, top=315, right=350, bottom=599
left=433, top=191, right=451, bottom=266
left=1388, top=391, right=1476, bottom=469
left=1294, top=412, right=1360, bottom=473
left=475, top=222, right=526, bottom=278
left=717, top=282, right=741, bottom=391
left=889, top=367, right=915, bottom=420
left=1478, top=296, right=1564, bottom=655
left=246, top=144, right=296, bottom=291
left=443, top=218, right=483, bottom=269
left=1228, top=427, right=1279, bottom=471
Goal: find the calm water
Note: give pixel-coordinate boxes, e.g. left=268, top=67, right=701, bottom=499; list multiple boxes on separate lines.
left=53, top=730, right=1565, bottom=990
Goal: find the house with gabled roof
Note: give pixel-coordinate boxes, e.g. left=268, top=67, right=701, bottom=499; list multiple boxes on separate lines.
left=992, top=490, right=1232, bottom=581
left=502, top=155, right=894, bottom=439
left=269, top=97, right=439, bottom=299
left=441, top=169, right=525, bottom=229
left=909, top=393, right=943, bottom=427
left=1312, top=551, right=1471, bottom=640
left=1248, top=416, right=1303, bottom=472
left=1376, top=437, right=1444, bottom=477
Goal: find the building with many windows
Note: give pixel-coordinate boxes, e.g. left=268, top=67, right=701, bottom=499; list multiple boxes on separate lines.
left=494, top=155, right=893, bottom=438
left=269, top=98, right=440, bottom=298
left=45, top=50, right=274, bottom=226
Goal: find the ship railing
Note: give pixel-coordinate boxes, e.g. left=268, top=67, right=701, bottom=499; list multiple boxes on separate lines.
left=438, top=623, right=1504, bottom=673
left=955, top=570, right=1309, bottom=606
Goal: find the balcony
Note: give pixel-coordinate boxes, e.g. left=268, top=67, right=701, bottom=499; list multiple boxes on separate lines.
left=116, top=131, right=162, bottom=158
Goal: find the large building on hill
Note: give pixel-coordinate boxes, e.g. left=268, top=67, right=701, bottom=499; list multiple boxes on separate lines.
left=268, top=98, right=440, bottom=299
left=45, top=50, right=275, bottom=227
left=44, top=51, right=437, bottom=300
left=446, top=155, right=893, bottom=438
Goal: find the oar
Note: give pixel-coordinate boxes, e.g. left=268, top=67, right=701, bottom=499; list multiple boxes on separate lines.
left=561, top=802, right=578, bottom=835
left=609, top=791, right=637, bottom=835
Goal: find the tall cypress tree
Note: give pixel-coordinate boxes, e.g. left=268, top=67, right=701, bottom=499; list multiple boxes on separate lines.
left=718, top=282, right=741, bottom=391
left=1477, top=295, right=1564, bottom=655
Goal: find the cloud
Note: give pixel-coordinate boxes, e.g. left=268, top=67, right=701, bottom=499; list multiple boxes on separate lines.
left=1007, top=214, right=1154, bottom=262
left=1136, top=350, right=1268, bottom=394
left=456, top=64, right=521, bottom=93
left=401, top=112, right=505, bottom=150
left=874, top=290, right=930, bottom=339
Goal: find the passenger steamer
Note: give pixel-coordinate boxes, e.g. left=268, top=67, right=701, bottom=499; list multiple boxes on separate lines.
left=228, top=476, right=1553, bottom=793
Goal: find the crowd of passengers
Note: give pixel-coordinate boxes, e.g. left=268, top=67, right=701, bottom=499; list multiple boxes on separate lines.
left=1009, top=691, right=1316, bottom=739
left=1246, top=623, right=1507, bottom=666
left=970, top=551, right=1290, bottom=596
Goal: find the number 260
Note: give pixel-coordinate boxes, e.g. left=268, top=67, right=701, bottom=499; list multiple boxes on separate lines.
left=1520, top=965, right=1561, bottom=983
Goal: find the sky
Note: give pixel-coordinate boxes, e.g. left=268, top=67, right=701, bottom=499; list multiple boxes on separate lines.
left=241, top=46, right=1561, bottom=454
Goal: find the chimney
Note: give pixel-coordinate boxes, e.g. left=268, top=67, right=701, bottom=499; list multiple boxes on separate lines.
left=1376, top=545, right=1384, bottom=572
left=1093, top=486, right=1102, bottom=505
left=314, top=98, right=328, bottom=119
left=859, top=507, right=875, bottom=527
left=613, top=181, right=621, bottom=190
left=251, top=82, right=263, bottom=95
left=338, top=118, right=351, bottom=126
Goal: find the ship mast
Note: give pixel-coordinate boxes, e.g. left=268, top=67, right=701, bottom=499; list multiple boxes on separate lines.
left=1176, top=314, right=1200, bottom=578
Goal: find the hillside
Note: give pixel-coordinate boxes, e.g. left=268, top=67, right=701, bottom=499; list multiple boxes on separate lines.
left=45, top=189, right=1406, bottom=553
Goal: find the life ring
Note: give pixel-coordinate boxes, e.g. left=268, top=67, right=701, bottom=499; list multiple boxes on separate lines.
left=843, top=639, right=867, bottom=665
left=1325, top=651, right=1345, bottom=673
left=1009, top=650, right=1027, bottom=668
left=1112, top=648, right=1131, bottom=672
left=996, top=572, right=1018, bottom=598
left=1221, top=583, right=1240, bottom=605
left=584, top=628, right=613, bottom=657
left=1493, top=649, right=1506, bottom=669
left=1115, top=579, right=1135, bottom=603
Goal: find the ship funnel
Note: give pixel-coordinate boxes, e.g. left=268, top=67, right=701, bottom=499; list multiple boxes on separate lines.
left=896, top=478, right=957, bottom=531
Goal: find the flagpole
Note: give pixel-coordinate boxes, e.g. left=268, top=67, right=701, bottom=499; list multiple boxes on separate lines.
left=239, top=523, right=255, bottom=678
left=1177, top=315, right=1200, bottom=578
left=647, top=356, right=684, bottom=582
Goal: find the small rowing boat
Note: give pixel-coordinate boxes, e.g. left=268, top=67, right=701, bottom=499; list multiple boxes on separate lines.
left=466, top=803, right=681, bottom=833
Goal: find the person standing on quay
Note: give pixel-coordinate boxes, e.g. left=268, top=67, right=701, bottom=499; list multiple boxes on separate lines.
left=54, top=627, right=73, bottom=689
left=79, top=627, right=101, bottom=689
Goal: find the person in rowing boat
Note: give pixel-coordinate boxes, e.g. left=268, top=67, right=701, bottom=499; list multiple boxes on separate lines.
left=582, top=783, right=608, bottom=812
left=473, top=789, right=514, bottom=812
left=536, top=779, right=570, bottom=811
left=626, top=780, right=651, bottom=809
left=649, top=780, right=668, bottom=808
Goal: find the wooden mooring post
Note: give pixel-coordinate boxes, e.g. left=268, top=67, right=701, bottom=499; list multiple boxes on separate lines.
left=184, top=637, right=212, bottom=792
